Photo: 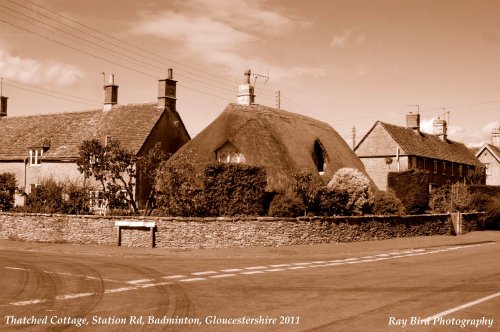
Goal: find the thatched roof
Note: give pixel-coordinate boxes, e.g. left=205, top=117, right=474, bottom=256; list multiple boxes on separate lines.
left=0, top=103, right=183, bottom=161
left=172, top=103, right=369, bottom=192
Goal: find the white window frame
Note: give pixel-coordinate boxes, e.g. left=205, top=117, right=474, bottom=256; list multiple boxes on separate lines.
left=29, top=148, right=43, bottom=166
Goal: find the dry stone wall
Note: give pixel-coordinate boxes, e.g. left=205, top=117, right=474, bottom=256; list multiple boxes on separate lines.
left=0, top=213, right=483, bottom=249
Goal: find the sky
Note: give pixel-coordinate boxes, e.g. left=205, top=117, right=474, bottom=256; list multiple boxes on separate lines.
left=0, top=0, right=499, bottom=147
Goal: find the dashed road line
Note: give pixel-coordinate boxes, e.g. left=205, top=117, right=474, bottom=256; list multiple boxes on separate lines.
left=180, top=277, right=207, bottom=282
left=210, top=274, right=236, bottom=279
left=265, top=268, right=286, bottom=272
left=162, top=275, right=185, bottom=279
left=269, top=264, right=291, bottom=267
left=240, top=271, right=265, bottom=275
left=220, top=269, right=242, bottom=272
left=191, top=271, right=218, bottom=276
left=245, top=266, right=268, bottom=270
left=128, top=279, right=154, bottom=285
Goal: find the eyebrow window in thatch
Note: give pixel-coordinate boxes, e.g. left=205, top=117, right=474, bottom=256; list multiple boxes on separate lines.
left=216, top=141, right=246, bottom=164
left=313, top=140, right=327, bottom=174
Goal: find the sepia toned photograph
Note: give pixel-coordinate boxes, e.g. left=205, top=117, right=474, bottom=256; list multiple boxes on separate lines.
left=0, top=0, right=498, bottom=331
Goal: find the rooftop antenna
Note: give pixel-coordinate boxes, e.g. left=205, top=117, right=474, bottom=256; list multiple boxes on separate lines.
left=252, top=71, right=269, bottom=97
left=441, top=107, right=450, bottom=125
left=407, top=104, right=420, bottom=114
left=352, top=125, right=357, bottom=150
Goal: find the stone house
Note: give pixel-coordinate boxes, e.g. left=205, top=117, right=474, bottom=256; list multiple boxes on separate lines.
left=0, top=69, right=190, bottom=208
left=169, top=70, right=371, bottom=193
left=354, top=113, right=481, bottom=191
left=475, top=127, right=500, bottom=185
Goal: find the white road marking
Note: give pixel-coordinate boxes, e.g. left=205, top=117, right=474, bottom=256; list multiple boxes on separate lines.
left=288, top=266, right=307, bottom=270
left=220, top=269, right=242, bottom=272
left=312, top=261, right=327, bottom=264
left=128, top=279, right=154, bottom=284
left=376, top=254, right=390, bottom=257
left=343, top=258, right=359, bottom=261
left=240, top=271, right=265, bottom=275
left=269, top=264, right=291, bottom=267
left=245, top=266, right=268, bottom=270
left=209, top=274, right=236, bottom=279
left=191, top=271, right=218, bottom=275
left=56, top=292, right=94, bottom=300
left=346, top=261, right=363, bottom=264
left=265, top=268, right=285, bottom=272
left=180, top=278, right=206, bottom=282
left=10, top=299, right=48, bottom=306
left=424, top=292, right=500, bottom=322
left=5, top=267, right=28, bottom=271
left=162, top=275, right=185, bottom=279
left=5, top=267, right=122, bottom=283
left=362, top=256, right=375, bottom=259
left=292, top=262, right=313, bottom=266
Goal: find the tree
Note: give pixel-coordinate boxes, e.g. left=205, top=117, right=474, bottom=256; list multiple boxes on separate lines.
left=136, top=142, right=169, bottom=215
left=466, top=165, right=486, bottom=185
left=327, top=168, right=372, bottom=215
left=76, top=138, right=141, bottom=213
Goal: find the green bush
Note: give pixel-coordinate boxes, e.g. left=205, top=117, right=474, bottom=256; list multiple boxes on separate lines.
left=484, top=197, right=500, bottom=230
left=203, top=163, right=267, bottom=216
left=370, top=190, right=405, bottom=215
left=327, top=168, right=372, bottom=215
left=0, top=172, right=16, bottom=211
left=388, top=169, right=429, bottom=214
left=430, top=184, right=474, bottom=213
left=268, top=191, right=306, bottom=217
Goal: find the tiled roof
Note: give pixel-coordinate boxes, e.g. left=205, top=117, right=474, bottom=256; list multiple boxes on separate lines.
left=379, top=122, right=480, bottom=166
left=0, top=103, right=165, bottom=160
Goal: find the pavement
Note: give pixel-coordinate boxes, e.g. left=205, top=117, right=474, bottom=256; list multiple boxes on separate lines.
left=0, top=231, right=498, bottom=331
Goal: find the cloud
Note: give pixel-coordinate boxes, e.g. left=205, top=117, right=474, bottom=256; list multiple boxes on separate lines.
left=330, top=30, right=365, bottom=47
left=0, top=49, right=83, bottom=86
left=421, top=117, right=499, bottom=147
left=131, top=0, right=323, bottom=80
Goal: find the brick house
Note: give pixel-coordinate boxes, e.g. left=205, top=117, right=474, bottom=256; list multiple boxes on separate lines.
left=170, top=70, right=371, bottom=193
left=354, top=113, right=481, bottom=191
left=475, top=127, right=500, bottom=185
left=0, top=70, right=190, bottom=208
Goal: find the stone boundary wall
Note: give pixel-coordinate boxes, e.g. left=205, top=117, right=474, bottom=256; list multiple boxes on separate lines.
left=0, top=213, right=484, bottom=249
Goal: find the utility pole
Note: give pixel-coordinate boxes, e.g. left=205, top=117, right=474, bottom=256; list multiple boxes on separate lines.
left=352, top=126, right=357, bottom=150
left=276, top=90, right=281, bottom=109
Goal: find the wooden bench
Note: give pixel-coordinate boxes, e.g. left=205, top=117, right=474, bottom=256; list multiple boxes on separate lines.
left=115, top=221, right=156, bottom=248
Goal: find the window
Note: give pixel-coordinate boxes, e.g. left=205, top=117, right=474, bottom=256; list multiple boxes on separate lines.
left=442, top=161, right=447, bottom=175
left=423, top=158, right=427, bottom=171
left=411, top=156, right=417, bottom=169
left=433, top=160, right=438, bottom=174
left=29, top=148, right=43, bottom=165
left=451, top=163, right=455, bottom=176
left=216, top=141, right=245, bottom=164
left=312, top=140, right=327, bottom=174
left=459, top=165, right=463, bottom=177
left=485, top=163, right=491, bottom=175
left=89, top=191, right=106, bottom=212
left=29, top=183, right=40, bottom=193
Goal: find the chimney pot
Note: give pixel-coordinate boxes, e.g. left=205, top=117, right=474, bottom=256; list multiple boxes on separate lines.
left=0, top=96, right=7, bottom=118
left=158, top=69, right=177, bottom=111
left=433, top=117, right=448, bottom=141
left=491, top=126, right=500, bottom=147
left=103, top=74, right=118, bottom=112
left=406, top=112, right=420, bottom=133
left=237, top=69, right=255, bottom=106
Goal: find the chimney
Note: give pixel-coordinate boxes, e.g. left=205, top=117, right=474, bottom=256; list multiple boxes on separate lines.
left=158, top=68, right=176, bottom=111
left=0, top=96, right=7, bottom=118
left=433, top=117, right=447, bottom=141
left=406, top=112, right=420, bottom=134
left=491, top=126, right=500, bottom=147
left=103, top=74, right=118, bottom=112
left=236, top=69, right=255, bottom=106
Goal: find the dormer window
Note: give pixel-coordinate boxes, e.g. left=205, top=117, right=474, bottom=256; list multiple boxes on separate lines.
left=216, top=141, right=245, bottom=164
left=312, top=140, right=327, bottom=174
left=29, top=148, right=43, bottom=165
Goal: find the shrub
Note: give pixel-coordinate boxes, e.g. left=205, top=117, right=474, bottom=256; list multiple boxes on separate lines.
left=268, top=191, right=306, bottom=217
left=0, top=172, right=16, bottom=211
left=466, top=165, right=486, bottom=185
left=484, top=197, right=500, bottom=230
left=63, top=182, right=91, bottom=215
left=24, top=178, right=64, bottom=214
left=430, top=183, right=474, bottom=213
left=370, top=190, right=405, bottom=215
left=203, top=163, right=267, bottom=216
left=327, top=168, right=372, bottom=215
left=317, top=187, right=349, bottom=216
left=388, top=169, right=428, bottom=214
left=155, top=153, right=205, bottom=217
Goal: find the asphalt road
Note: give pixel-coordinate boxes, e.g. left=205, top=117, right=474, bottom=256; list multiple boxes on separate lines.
left=0, top=231, right=498, bottom=332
